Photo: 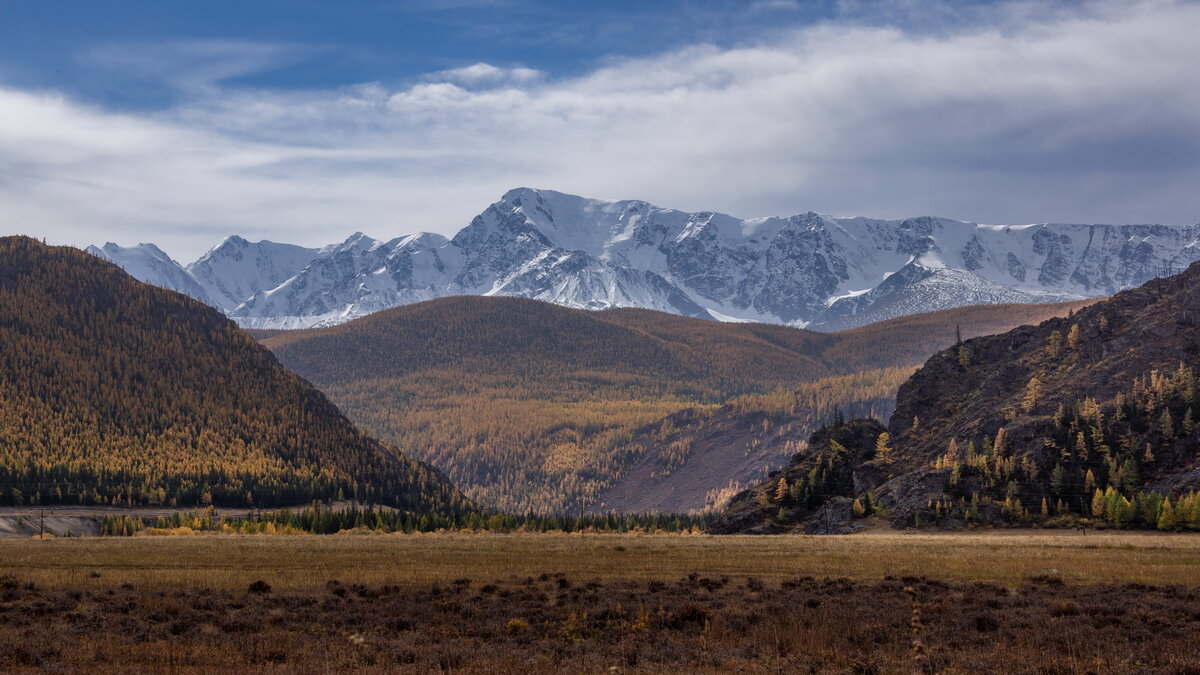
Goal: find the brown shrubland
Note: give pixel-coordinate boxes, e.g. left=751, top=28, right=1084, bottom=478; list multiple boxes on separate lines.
left=1, top=532, right=1199, bottom=672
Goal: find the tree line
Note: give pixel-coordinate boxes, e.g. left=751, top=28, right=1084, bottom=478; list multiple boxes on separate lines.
left=100, top=504, right=709, bottom=536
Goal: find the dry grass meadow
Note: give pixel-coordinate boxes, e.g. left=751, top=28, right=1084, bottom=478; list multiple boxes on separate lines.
left=3, top=531, right=1200, bottom=672
left=5, top=530, right=1200, bottom=590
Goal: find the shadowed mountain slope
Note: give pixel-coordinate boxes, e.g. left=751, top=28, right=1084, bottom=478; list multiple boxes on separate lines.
left=875, top=260, right=1200, bottom=527
left=715, top=263, right=1200, bottom=532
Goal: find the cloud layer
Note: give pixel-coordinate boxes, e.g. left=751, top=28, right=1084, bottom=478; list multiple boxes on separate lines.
left=3, top=0, right=1198, bottom=261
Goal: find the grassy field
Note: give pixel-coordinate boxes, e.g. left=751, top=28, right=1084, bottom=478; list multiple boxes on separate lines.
left=4, top=532, right=1200, bottom=673
left=4, top=530, right=1200, bottom=590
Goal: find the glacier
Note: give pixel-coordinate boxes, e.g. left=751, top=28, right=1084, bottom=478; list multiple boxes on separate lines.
left=88, top=188, right=1200, bottom=330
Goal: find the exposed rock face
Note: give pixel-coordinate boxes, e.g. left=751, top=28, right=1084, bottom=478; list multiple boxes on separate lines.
left=874, top=259, right=1200, bottom=527
left=803, top=497, right=858, bottom=535
left=717, top=261, right=1200, bottom=532
left=91, top=188, right=1200, bottom=330
left=709, top=420, right=885, bottom=534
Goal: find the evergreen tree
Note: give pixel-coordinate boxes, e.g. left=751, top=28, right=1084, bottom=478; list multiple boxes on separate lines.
left=1050, top=464, right=1066, bottom=495
left=1121, top=457, right=1140, bottom=489
left=1161, top=409, right=1175, bottom=439
left=992, top=427, right=1008, bottom=456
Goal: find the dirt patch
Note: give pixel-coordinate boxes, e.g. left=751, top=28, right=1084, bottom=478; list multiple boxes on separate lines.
left=0, top=515, right=100, bottom=538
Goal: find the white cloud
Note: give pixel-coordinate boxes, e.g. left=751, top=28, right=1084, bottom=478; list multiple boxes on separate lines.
left=4, top=0, right=1199, bottom=261
left=86, top=40, right=307, bottom=92
left=431, top=62, right=543, bottom=86
left=751, top=0, right=803, bottom=12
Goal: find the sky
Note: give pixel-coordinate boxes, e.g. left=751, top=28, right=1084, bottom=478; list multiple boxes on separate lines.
left=1, top=0, right=1198, bottom=262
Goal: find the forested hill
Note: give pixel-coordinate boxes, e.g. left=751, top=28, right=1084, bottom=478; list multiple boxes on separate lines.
left=716, top=262, right=1200, bottom=533
left=875, top=259, right=1200, bottom=528
left=260, top=294, right=1091, bottom=513
left=0, top=237, right=467, bottom=512
left=262, top=295, right=832, bottom=394
left=265, top=297, right=1095, bottom=394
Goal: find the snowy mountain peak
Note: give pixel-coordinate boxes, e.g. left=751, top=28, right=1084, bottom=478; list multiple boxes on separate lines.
left=501, top=186, right=545, bottom=205
left=90, top=241, right=173, bottom=260
left=188, top=235, right=253, bottom=265
left=184, top=237, right=321, bottom=312
left=89, top=189, right=1200, bottom=330
left=87, top=242, right=216, bottom=306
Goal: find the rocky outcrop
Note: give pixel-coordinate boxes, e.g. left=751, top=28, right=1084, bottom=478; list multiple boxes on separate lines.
left=717, top=261, right=1200, bottom=532
left=803, top=497, right=859, bottom=535
left=878, top=260, right=1200, bottom=526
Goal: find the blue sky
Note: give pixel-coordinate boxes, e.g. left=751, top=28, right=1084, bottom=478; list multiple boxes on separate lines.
left=2, top=1, right=852, bottom=109
left=2, top=0, right=1198, bottom=260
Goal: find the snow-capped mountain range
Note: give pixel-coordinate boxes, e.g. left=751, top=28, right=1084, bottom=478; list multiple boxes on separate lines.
left=88, top=188, right=1200, bottom=330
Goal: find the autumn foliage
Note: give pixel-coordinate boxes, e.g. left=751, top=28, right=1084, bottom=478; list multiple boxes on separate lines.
left=0, top=237, right=466, bottom=512
left=262, top=295, right=1085, bottom=512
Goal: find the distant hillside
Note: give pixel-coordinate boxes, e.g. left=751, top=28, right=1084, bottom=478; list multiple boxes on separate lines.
left=261, top=295, right=1089, bottom=513
left=825, top=299, right=1097, bottom=368
left=263, top=296, right=831, bottom=512
left=715, top=263, right=1200, bottom=532
left=262, top=296, right=831, bottom=393
left=0, top=237, right=466, bottom=512
left=592, top=369, right=910, bottom=514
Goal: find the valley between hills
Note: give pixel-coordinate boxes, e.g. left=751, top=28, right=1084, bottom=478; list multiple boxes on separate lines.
left=5, top=234, right=1200, bottom=538
left=7, top=2, right=1200, bottom=670
left=5, top=237, right=1200, bottom=674
left=255, top=296, right=1095, bottom=514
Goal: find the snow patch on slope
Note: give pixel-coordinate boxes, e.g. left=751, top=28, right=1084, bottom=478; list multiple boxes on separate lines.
left=88, top=188, right=1200, bottom=331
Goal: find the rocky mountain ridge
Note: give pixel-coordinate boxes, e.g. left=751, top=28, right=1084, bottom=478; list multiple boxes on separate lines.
left=89, top=188, right=1200, bottom=330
